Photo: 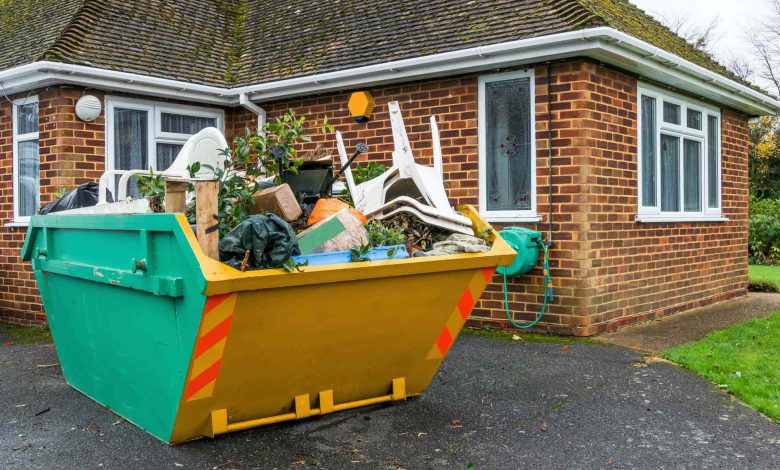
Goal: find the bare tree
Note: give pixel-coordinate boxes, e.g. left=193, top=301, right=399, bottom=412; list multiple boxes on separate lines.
left=749, top=0, right=780, bottom=96
left=726, top=56, right=755, bottom=82
left=656, top=12, right=721, bottom=55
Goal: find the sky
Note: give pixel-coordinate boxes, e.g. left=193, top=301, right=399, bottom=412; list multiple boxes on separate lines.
left=629, top=0, right=776, bottom=91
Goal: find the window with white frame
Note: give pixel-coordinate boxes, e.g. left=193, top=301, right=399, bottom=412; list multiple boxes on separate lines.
left=637, top=84, right=722, bottom=221
left=12, top=96, right=39, bottom=223
left=478, top=70, right=537, bottom=221
left=105, top=97, right=224, bottom=196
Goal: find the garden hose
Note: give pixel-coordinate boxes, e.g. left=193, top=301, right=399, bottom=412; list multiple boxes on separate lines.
left=503, top=241, right=553, bottom=329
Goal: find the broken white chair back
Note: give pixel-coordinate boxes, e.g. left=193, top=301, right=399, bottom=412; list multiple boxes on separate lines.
left=336, top=130, right=397, bottom=213
left=98, top=127, right=228, bottom=203
left=386, top=101, right=453, bottom=213
left=336, top=115, right=472, bottom=229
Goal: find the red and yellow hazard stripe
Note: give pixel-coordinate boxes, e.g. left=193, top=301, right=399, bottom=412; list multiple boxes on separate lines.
left=427, top=267, right=495, bottom=359
left=184, top=293, right=238, bottom=401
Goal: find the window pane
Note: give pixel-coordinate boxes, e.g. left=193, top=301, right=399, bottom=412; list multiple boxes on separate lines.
left=684, top=139, right=701, bottom=212
left=485, top=77, right=532, bottom=211
left=708, top=116, right=719, bottom=208
left=661, top=134, right=680, bottom=212
left=663, top=102, right=680, bottom=124
left=17, top=101, right=38, bottom=134
left=687, top=109, right=702, bottom=130
left=114, top=108, right=148, bottom=198
left=157, top=143, right=183, bottom=170
left=641, top=96, right=657, bottom=207
left=161, top=113, right=216, bottom=134
left=18, top=140, right=39, bottom=217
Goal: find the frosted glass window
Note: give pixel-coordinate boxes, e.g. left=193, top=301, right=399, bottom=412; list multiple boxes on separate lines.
left=484, top=77, right=532, bottom=211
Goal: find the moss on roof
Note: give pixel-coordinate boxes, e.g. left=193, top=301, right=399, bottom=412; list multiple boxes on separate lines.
left=0, top=0, right=767, bottom=96
left=576, top=0, right=754, bottom=90
left=0, top=0, right=84, bottom=70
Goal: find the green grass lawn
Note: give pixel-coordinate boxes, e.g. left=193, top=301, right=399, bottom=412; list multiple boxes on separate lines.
left=664, top=311, right=780, bottom=422
left=748, top=265, right=780, bottom=292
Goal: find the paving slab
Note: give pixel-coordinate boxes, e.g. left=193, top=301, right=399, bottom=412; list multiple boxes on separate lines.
left=1, top=326, right=778, bottom=469
left=596, top=292, right=780, bottom=354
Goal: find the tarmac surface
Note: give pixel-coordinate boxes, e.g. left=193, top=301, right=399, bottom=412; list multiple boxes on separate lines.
left=1, top=326, right=779, bottom=470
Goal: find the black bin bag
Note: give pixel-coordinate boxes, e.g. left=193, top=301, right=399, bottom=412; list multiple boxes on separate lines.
left=38, top=182, right=111, bottom=215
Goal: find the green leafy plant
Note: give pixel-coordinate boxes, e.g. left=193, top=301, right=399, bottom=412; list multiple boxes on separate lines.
left=366, top=220, right=405, bottom=247
left=53, top=187, right=68, bottom=199
left=352, top=161, right=387, bottom=185
left=136, top=168, right=165, bottom=199
left=190, top=111, right=330, bottom=236
left=187, top=162, right=201, bottom=178
left=350, top=244, right=372, bottom=262
left=749, top=196, right=780, bottom=265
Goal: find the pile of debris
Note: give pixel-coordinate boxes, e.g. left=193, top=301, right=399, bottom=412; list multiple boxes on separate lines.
left=39, top=101, right=490, bottom=272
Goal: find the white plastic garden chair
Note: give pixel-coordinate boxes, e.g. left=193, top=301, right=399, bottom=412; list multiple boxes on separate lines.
left=98, top=127, right=228, bottom=203
left=335, top=113, right=472, bottom=231
left=383, top=101, right=453, bottom=212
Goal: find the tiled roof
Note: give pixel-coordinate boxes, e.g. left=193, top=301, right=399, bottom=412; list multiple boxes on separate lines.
left=236, top=0, right=600, bottom=86
left=0, top=0, right=84, bottom=70
left=0, top=0, right=758, bottom=92
left=42, top=0, right=243, bottom=86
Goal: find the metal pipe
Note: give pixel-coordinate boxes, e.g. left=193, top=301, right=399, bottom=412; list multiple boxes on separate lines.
left=547, top=62, right=554, bottom=247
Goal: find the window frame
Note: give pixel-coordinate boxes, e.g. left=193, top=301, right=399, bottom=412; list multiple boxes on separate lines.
left=105, top=96, right=225, bottom=177
left=636, top=84, right=724, bottom=222
left=12, top=95, right=39, bottom=224
left=477, top=69, right=539, bottom=222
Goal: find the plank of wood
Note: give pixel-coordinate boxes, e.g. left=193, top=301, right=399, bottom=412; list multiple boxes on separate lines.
left=195, top=180, right=219, bottom=259
left=164, top=180, right=190, bottom=213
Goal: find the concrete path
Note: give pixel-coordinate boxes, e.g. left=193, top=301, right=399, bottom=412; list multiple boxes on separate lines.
left=1, top=328, right=778, bottom=469
left=596, top=292, right=780, bottom=354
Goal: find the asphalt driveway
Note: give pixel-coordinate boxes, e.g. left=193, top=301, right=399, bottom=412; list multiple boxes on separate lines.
left=1, top=329, right=778, bottom=469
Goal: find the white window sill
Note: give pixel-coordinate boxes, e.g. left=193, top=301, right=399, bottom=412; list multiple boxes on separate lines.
left=484, top=215, right=543, bottom=224
left=5, top=221, right=30, bottom=228
left=635, top=215, right=728, bottom=223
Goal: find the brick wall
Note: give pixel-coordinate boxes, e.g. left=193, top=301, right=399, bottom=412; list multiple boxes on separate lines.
left=0, top=59, right=751, bottom=333
left=229, top=59, right=750, bottom=335
left=0, top=88, right=108, bottom=324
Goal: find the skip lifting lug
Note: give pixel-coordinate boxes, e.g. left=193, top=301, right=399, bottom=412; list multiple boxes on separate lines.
left=131, top=258, right=147, bottom=273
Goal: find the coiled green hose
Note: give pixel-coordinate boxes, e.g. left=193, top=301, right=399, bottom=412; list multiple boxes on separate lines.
left=503, top=242, right=553, bottom=329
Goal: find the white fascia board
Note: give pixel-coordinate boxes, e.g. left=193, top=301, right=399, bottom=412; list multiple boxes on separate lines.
left=235, top=27, right=779, bottom=115
left=595, top=29, right=780, bottom=115
left=0, top=61, right=235, bottom=106
left=0, top=28, right=778, bottom=115
left=232, top=30, right=601, bottom=101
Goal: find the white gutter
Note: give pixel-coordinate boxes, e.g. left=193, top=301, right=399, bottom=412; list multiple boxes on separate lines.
left=0, top=28, right=778, bottom=115
left=0, top=61, right=235, bottom=106
left=231, top=27, right=780, bottom=115
left=239, top=93, right=267, bottom=130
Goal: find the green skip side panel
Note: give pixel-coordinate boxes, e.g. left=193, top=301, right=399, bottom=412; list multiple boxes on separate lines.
left=22, top=214, right=207, bottom=442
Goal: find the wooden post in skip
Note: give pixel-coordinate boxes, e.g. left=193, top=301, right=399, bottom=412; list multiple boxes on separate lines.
left=195, top=179, right=219, bottom=259
left=164, top=180, right=189, bottom=213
